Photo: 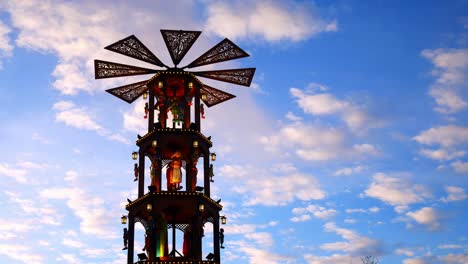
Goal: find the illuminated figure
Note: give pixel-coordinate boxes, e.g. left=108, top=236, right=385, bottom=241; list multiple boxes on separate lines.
left=166, top=151, right=182, bottom=191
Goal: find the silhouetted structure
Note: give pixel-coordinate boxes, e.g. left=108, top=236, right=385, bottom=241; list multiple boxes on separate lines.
left=95, top=29, right=255, bottom=264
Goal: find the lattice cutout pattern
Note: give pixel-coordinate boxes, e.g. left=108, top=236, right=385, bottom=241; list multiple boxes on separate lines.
left=105, top=35, right=166, bottom=67
left=187, top=38, right=249, bottom=68
left=95, top=60, right=158, bottom=79
left=201, top=85, right=236, bottom=107
left=106, top=81, right=148, bottom=103
left=161, top=30, right=201, bottom=66
left=192, top=68, right=256, bottom=86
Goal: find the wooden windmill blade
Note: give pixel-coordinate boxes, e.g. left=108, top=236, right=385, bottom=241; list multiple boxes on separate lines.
left=94, top=60, right=159, bottom=79
left=104, top=35, right=167, bottom=68
left=191, top=68, right=256, bottom=87
left=185, top=38, right=250, bottom=69
left=200, top=84, right=236, bottom=107
left=160, top=29, right=201, bottom=67
left=105, top=80, right=149, bottom=104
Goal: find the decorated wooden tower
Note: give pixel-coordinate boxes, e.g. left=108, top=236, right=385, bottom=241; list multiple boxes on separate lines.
left=94, top=30, right=255, bottom=264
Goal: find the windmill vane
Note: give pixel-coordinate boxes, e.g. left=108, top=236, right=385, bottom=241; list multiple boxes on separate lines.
left=95, top=29, right=256, bottom=107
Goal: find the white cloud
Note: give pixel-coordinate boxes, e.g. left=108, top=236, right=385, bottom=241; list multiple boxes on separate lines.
left=122, top=99, right=148, bottom=134
left=0, top=163, right=27, bottom=183
left=5, top=191, right=62, bottom=226
left=403, top=257, right=429, bottom=264
left=441, top=186, right=467, bottom=202
left=290, top=214, right=312, bottom=222
left=31, top=132, right=53, bottom=144
left=243, top=173, right=325, bottom=206
left=290, top=87, right=380, bottom=133
left=451, top=160, right=468, bottom=174
left=228, top=240, right=292, bottom=264
left=438, top=244, right=464, bottom=249
left=204, top=1, right=337, bottom=42
left=292, top=204, right=337, bottom=220
left=419, top=148, right=465, bottom=161
left=406, top=207, right=441, bottom=231
left=363, top=173, right=431, bottom=212
left=0, top=19, right=13, bottom=69
left=244, top=232, right=274, bottom=247
left=353, top=144, right=380, bottom=156
left=320, top=222, right=382, bottom=256
left=0, top=244, right=43, bottom=264
left=62, top=238, right=85, bottom=248
left=405, top=254, right=468, bottom=264
left=52, top=100, right=129, bottom=144
left=16, top=161, right=50, bottom=170
left=414, top=125, right=468, bottom=147
left=421, top=48, right=468, bottom=114
left=441, top=254, right=468, bottom=264
left=285, top=111, right=302, bottom=122
left=40, top=187, right=117, bottom=239
left=334, top=165, right=365, bottom=176
left=57, top=253, right=81, bottom=264
left=261, top=121, right=379, bottom=161
left=345, top=207, right=380, bottom=214
left=219, top=164, right=325, bottom=206
left=53, top=100, right=102, bottom=131
left=396, top=248, right=415, bottom=257
left=304, top=254, right=361, bottom=264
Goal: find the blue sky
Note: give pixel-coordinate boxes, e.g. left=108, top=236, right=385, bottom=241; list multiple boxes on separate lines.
left=0, top=1, right=467, bottom=263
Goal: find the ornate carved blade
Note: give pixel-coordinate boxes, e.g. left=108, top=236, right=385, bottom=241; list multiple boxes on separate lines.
left=186, top=38, right=249, bottom=68
left=95, top=60, right=159, bottom=79
left=201, top=84, right=236, bottom=107
left=105, top=80, right=148, bottom=104
left=161, top=29, right=201, bottom=66
left=104, top=35, right=167, bottom=67
left=191, top=68, right=256, bottom=86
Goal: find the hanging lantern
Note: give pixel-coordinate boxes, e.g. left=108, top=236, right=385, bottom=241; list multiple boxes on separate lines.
left=121, top=215, right=128, bottom=225
left=132, top=151, right=138, bottom=160
left=211, top=153, right=216, bottom=161
left=147, top=203, right=152, bottom=212
left=201, top=94, right=207, bottom=101
left=193, top=140, right=199, bottom=148
left=188, top=82, right=194, bottom=89
left=221, top=215, right=227, bottom=225
left=152, top=140, right=158, bottom=148
left=198, top=203, right=205, bottom=212
left=158, top=81, right=163, bottom=88
left=143, top=92, right=148, bottom=100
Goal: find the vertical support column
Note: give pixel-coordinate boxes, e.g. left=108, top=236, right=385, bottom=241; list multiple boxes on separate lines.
left=138, top=150, right=145, bottom=198
left=157, top=158, right=162, bottom=192
left=148, top=86, right=155, bottom=133
left=191, top=215, right=203, bottom=260
left=184, top=79, right=191, bottom=129
left=213, top=215, right=220, bottom=263
left=204, top=153, right=210, bottom=197
left=127, top=215, right=135, bottom=264
left=195, top=85, right=201, bottom=131
left=186, top=161, right=192, bottom=192
left=162, top=105, right=168, bottom=129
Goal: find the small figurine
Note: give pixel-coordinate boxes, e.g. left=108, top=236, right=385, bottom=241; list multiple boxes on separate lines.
left=122, top=227, right=128, bottom=250
left=134, top=163, right=138, bottom=182
left=209, top=164, right=214, bottom=182
left=144, top=102, right=149, bottom=119
left=201, top=103, right=205, bottom=119
left=142, top=232, right=150, bottom=256
left=220, top=228, right=225, bottom=249
left=166, top=151, right=183, bottom=191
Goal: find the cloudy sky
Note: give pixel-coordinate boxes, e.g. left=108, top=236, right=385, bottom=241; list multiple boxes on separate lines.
left=0, top=1, right=467, bottom=263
